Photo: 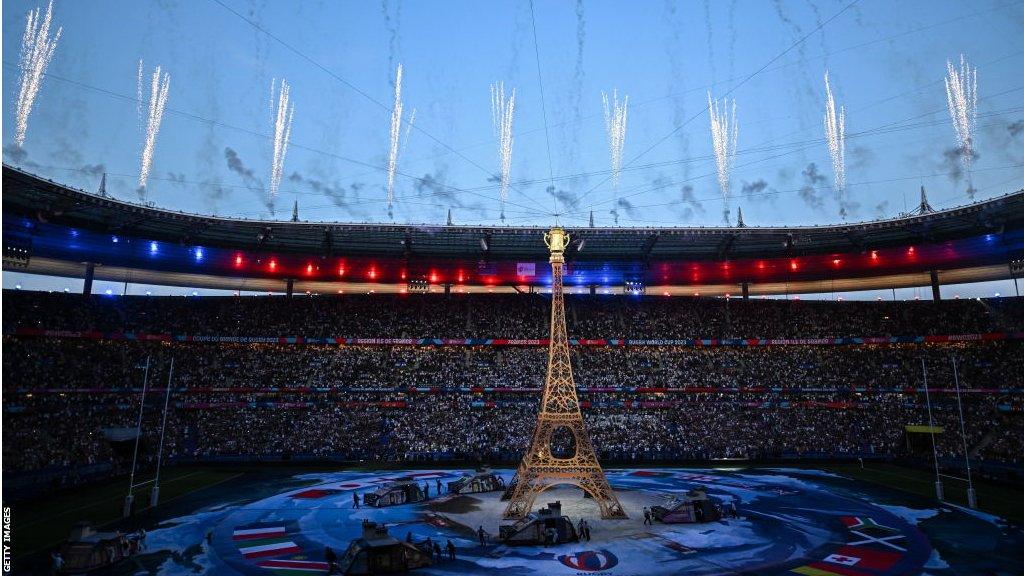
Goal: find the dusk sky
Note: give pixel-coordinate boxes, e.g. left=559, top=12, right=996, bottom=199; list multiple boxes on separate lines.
left=3, top=0, right=1023, bottom=296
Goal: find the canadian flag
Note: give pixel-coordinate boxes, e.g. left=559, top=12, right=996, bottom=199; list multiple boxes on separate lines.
left=823, top=553, right=860, bottom=566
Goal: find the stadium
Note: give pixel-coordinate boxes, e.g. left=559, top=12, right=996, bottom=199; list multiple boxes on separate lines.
left=3, top=2, right=1024, bottom=575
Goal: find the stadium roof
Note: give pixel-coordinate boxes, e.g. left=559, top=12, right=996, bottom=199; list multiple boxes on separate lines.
left=4, top=164, right=1024, bottom=294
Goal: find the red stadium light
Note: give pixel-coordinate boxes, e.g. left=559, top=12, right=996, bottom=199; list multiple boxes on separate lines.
left=234, top=254, right=244, bottom=267
left=430, top=272, right=438, bottom=283
left=338, top=266, right=346, bottom=276
left=306, top=263, right=314, bottom=274
left=269, top=259, right=277, bottom=271
left=870, top=250, right=879, bottom=261
left=401, top=270, right=407, bottom=280
left=457, top=272, right=465, bottom=283
left=368, top=269, right=377, bottom=280
left=832, top=258, right=841, bottom=266
left=790, top=260, right=798, bottom=271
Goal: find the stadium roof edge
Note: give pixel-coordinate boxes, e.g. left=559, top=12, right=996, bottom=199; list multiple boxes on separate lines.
left=4, top=164, right=1023, bottom=288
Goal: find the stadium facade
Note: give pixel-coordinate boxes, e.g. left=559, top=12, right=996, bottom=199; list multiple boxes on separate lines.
left=4, top=164, right=1024, bottom=296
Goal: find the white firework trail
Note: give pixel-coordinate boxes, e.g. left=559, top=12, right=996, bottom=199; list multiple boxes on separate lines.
left=136, top=59, right=144, bottom=129
left=401, top=108, right=416, bottom=156
left=944, top=54, right=978, bottom=171
left=601, top=89, right=629, bottom=189
left=269, top=78, right=295, bottom=204
left=386, top=64, right=406, bottom=215
left=490, top=82, right=516, bottom=220
left=707, top=92, right=738, bottom=223
left=823, top=71, right=847, bottom=217
left=14, top=0, right=62, bottom=148
left=137, top=62, right=171, bottom=193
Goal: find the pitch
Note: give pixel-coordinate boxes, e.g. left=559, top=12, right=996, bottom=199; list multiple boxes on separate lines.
left=77, top=466, right=1023, bottom=576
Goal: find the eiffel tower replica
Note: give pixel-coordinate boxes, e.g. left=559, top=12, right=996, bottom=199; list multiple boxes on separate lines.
left=502, top=227, right=627, bottom=520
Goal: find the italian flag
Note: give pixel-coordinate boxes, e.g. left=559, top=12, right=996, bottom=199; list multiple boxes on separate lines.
left=256, top=559, right=330, bottom=574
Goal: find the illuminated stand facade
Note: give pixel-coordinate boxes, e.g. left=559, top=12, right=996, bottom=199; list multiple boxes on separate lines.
left=503, top=227, right=628, bottom=520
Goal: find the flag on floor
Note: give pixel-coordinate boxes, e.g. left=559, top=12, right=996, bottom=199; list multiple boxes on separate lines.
left=233, top=525, right=301, bottom=559
left=256, top=559, right=330, bottom=574
left=233, top=526, right=287, bottom=541
left=238, top=539, right=302, bottom=559
left=840, top=516, right=896, bottom=532
left=291, top=488, right=341, bottom=499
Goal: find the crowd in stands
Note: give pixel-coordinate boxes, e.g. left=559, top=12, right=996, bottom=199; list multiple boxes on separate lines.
left=2, top=291, right=1022, bottom=484
left=5, top=291, right=1023, bottom=339
left=5, top=338, right=1022, bottom=392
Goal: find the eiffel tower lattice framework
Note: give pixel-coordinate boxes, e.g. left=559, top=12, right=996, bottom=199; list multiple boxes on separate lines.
left=502, top=227, right=628, bottom=520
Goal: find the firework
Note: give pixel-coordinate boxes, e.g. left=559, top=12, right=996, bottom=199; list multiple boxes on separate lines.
left=944, top=54, right=978, bottom=171
left=137, top=62, right=171, bottom=193
left=136, top=59, right=144, bottom=128
left=269, top=78, right=295, bottom=203
left=823, top=71, right=846, bottom=217
left=490, top=82, right=516, bottom=220
left=14, top=0, right=61, bottom=148
left=386, top=64, right=407, bottom=214
left=707, top=92, right=738, bottom=223
left=601, top=89, right=629, bottom=188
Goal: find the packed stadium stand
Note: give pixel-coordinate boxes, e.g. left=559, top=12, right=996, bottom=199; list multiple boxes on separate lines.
left=4, top=291, right=1022, bottom=495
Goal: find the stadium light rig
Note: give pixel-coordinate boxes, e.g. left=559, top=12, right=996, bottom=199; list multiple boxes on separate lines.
left=624, top=278, right=645, bottom=296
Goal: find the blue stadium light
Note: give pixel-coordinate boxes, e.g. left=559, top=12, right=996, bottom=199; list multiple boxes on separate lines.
left=150, top=241, right=159, bottom=254
left=15, top=284, right=22, bottom=290
left=146, top=291, right=152, bottom=296
left=111, top=236, right=119, bottom=243
left=63, top=287, right=70, bottom=293
left=194, top=247, right=204, bottom=261
left=192, top=291, right=199, bottom=296
left=105, top=289, right=113, bottom=295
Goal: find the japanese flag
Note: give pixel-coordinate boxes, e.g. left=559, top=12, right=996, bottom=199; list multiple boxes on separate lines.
left=823, top=553, right=860, bottom=566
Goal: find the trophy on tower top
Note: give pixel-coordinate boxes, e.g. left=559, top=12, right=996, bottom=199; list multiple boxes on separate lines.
left=544, top=227, right=570, bottom=263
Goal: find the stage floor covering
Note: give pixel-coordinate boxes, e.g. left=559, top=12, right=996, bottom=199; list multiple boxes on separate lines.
left=60, top=467, right=1024, bottom=575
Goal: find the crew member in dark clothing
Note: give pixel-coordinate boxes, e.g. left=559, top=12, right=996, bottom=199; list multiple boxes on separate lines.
left=446, top=539, right=456, bottom=561
left=352, top=492, right=360, bottom=509
left=325, top=546, right=337, bottom=573
left=478, top=526, right=487, bottom=546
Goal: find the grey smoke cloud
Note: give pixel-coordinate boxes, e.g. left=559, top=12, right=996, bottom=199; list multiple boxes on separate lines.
left=940, top=146, right=979, bottom=183
left=224, top=147, right=273, bottom=214
left=289, top=171, right=365, bottom=213
left=798, top=162, right=826, bottom=211
left=546, top=185, right=580, bottom=211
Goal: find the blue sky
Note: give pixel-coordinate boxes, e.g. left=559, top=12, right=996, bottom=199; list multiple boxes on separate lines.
left=4, top=0, right=1023, bottom=228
